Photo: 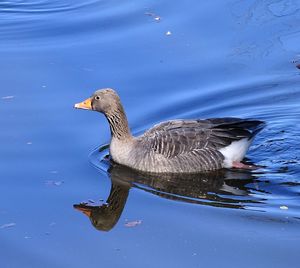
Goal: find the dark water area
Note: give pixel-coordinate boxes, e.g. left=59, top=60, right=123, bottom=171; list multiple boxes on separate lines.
left=1, top=0, right=300, bottom=267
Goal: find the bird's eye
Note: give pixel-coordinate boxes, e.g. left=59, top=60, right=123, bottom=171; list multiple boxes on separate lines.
left=95, top=96, right=100, bottom=100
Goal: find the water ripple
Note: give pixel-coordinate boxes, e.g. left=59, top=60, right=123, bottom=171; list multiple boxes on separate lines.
left=0, top=0, right=100, bottom=14
left=0, top=0, right=117, bottom=49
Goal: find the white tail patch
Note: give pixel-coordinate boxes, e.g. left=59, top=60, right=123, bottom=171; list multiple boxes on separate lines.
left=218, top=138, right=251, bottom=168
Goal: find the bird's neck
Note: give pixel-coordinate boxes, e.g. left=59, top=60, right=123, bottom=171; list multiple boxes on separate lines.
left=105, top=104, right=132, bottom=141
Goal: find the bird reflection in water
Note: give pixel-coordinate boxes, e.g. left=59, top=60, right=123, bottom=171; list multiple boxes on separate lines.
left=74, top=158, right=263, bottom=232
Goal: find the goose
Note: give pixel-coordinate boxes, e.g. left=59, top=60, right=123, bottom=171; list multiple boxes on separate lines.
left=74, top=88, right=265, bottom=173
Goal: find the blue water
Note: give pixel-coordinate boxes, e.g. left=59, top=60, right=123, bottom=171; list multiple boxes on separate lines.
left=1, top=0, right=300, bottom=267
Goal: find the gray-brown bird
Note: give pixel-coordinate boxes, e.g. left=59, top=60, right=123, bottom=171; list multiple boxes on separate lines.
left=75, top=88, right=264, bottom=173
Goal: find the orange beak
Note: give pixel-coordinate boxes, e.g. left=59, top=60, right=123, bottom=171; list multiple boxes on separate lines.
left=74, top=205, right=92, bottom=218
left=74, top=97, right=92, bottom=110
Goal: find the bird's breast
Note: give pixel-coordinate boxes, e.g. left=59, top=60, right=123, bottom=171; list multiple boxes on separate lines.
left=109, top=138, right=134, bottom=166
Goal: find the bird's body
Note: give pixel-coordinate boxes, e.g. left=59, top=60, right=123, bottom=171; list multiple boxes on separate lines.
left=75, top=88, right=265, bottom=173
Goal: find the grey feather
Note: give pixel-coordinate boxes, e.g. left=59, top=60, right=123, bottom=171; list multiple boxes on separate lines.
left=139, top=118, right=264, bottom=158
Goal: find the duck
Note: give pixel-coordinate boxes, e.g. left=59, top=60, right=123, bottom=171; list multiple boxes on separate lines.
left=74, top=88, right=265, bottom=173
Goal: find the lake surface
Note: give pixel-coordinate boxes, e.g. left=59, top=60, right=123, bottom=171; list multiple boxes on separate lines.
left=1, top=0, right=300, bottom=267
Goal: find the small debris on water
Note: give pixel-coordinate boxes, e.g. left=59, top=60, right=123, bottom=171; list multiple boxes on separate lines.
left=2, top=96, right=14, bottom=100
left=26, top=142, right=32, bottom=145
left=296, top=64, right=300, bottom=69
left=50, top=170, right=58, bottom=174
left=124, top=220, right=142, bottom=228
left=42, top=85, right=47, bottom=88
left=45, top=180, right=64, bottom=187
left=0, top=223, right=16, bottom=229
left=280, top=205, right=289, bottom=210
left=165, top=31, right=172, bottom=36
left=145, top=12, right=161, bottom=22
left=24, top=236, right=31, bottom=239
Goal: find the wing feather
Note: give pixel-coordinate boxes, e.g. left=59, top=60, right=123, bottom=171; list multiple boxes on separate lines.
left=139, top=118, right=264, bottom=159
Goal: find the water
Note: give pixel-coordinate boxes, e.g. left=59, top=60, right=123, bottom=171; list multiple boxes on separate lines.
left=1, top=0, right=300, bottom=267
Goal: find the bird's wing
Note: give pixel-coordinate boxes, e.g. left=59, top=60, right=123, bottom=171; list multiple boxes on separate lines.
left=139, top=118, right=264, bottom=159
